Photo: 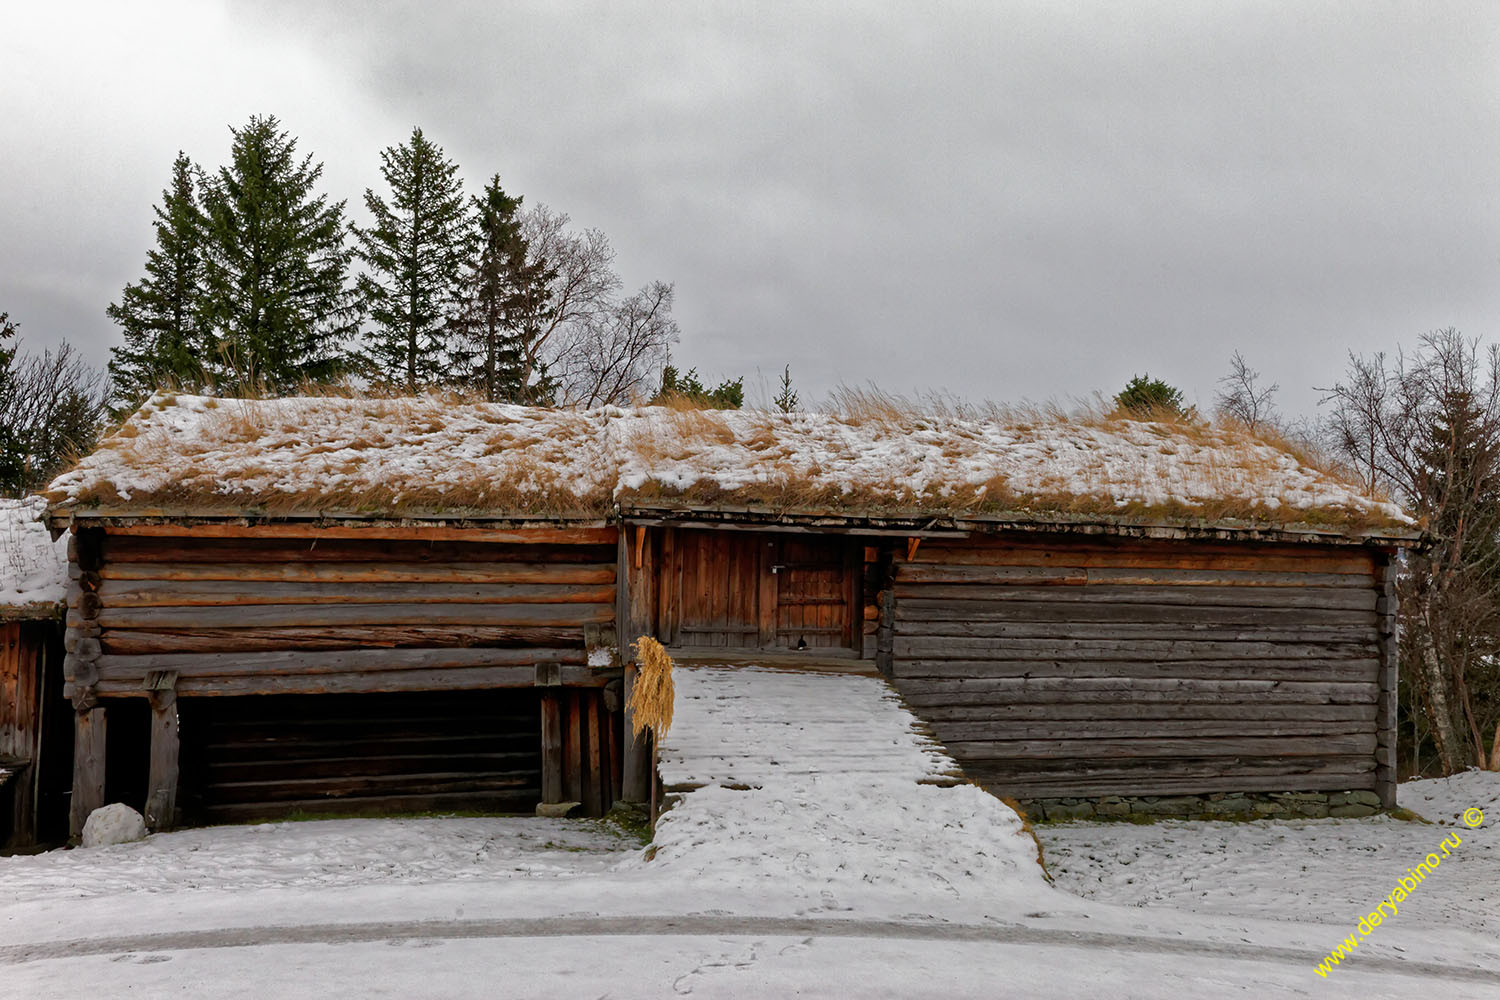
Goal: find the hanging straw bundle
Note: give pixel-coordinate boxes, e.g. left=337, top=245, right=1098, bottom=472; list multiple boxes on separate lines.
left=627, top=635, right=675, bottom=829
left=627, top=635, right=675, bottom=740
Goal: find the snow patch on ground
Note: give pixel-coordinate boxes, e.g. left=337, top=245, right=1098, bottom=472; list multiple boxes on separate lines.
left=1040, top=770, right=1500, bottom=935
left=0, top=496, right=67, bottom=608
left=1, top=816, right=636, bottom=904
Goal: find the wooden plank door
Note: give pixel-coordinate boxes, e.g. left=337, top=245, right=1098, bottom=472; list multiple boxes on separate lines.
left=769, top=537, right=857, bottom=649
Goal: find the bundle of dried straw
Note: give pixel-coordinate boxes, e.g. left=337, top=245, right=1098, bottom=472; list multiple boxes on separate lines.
left=627, top=635, right=675, bottom=739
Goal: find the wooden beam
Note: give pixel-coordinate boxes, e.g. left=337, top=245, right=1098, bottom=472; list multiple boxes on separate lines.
left=144, top=676, right=180, bottom=831
left=1374, top=553, right=1398, bottom=809
left=565, top=693, right=583, bottom=804
left=100, top=522, right=617, bottom=544
left=586, top=695, right=604, bottom=817
left=619, top=527, right=655, bottom=805
left=539, top=692, right=563, bottom=804
left=92, top=602, right=615, bottom=629
left=70, top=705, right=107, bottom=839
left=621, top=665, right=652, bottom=803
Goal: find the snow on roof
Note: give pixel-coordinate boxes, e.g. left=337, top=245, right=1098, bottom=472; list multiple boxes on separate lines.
left=42, top=392, right=1412, bottom=535
left=1, top=496, right=68, bottom=612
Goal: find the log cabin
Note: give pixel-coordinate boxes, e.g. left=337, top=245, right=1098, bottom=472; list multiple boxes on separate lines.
left=40, top=393, right=1420, bottom=835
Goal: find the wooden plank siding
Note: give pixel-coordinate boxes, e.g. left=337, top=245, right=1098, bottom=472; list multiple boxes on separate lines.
left=888, top=534, right=1391, bottom=800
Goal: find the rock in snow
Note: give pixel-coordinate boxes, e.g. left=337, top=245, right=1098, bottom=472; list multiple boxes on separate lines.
left=81, top=803, right=148, bottom=848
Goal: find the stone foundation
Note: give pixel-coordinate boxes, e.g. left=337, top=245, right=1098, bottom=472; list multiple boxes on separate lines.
left=1021, top=789, right=1386, bottom=823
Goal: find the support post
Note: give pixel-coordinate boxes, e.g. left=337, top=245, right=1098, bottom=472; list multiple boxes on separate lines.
left=619, top=525, right=655, bottom=804
left=540, top=691, right=563, bottom=805
left=621, top=665, right=653, bottom=803
left=69, top=703, right=106, bottom=839
left=1374, top=551, right=1398, bottom=809
left=144, top=671, right=180, bottom=831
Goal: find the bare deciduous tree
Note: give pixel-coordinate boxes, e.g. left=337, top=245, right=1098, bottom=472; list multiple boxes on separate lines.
left=1322, top=329, right=1500, bottom=774
left=517, top=205, right=620, bottom=398
left=2, top=338, right=110, bottom=495
left=554, top=281, right=679, bottom=407
left=1214, top=352, right=1279, bottom=431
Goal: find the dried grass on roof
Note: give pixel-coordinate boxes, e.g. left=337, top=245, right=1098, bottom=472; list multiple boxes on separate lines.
left=44, top=387, right=1411, bottom=533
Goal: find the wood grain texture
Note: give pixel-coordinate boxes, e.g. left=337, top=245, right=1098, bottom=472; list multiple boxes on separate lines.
left=887, top=531, right=1386, bottom=802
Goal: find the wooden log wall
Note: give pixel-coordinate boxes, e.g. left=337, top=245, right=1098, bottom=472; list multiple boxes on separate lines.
left=888, top=534, right=1390, bottom=800
left=71, top=526, right=619, bottom=697
left=61, top=522, right=623, bottom=829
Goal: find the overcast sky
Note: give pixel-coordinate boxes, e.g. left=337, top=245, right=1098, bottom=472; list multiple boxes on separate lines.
left=5, top=1, right=1497, bottom=417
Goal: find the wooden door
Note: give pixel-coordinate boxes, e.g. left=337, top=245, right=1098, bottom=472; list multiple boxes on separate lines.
left=663, top=531, right=857, bottom=651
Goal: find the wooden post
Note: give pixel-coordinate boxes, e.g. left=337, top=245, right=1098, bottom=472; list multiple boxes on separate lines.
left=875, top=543, right=896, bottom=678
left=585, top=695, right=604, bottom=816
left=69, top=704, right=106, bottom=839
left=565, top=693, right=583, bottom=804
left=619, top=526, right=655, bottom=804
left=535, top=660, right=564, bottom=806
left=622, top=666, right=653, bottom=803
left=144, top=671, right=180, bottom=831
left=1374, top=551, right=1398, bottom=809
left=539, top=692, right=563, bottom=805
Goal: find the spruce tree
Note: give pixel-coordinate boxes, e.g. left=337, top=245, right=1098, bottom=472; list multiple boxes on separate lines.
left=106, top=153, right=207, bottom=413
left=354, top=127, right=472, bottom=393
left=773, top=365, right=799, bottom=413
left=197, top=115, right=357, bottom=393
left=454, top=176, right=557, bottom=403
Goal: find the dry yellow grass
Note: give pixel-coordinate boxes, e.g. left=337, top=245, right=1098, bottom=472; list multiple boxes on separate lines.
left=628, top=636, right=676, bottom=740
left=47, top=384, right=1412, bottom=534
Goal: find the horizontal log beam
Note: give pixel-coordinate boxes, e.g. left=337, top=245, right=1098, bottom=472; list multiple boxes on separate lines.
left=100, top=561, right=617, bottom=585
left=892, top=636, right=1377, bottom=661
left=946, top=734, right=1378, bottom=759
left=99, top=625, right=584, bottom=656
left=932, top=718, right=1374, bottom=741
left=95, top=664, right=611, bottom=697
left=97, top=579, right=616, bottom=608
left=974, top=771, right=1378, bottom=799
left=102, top=537, right=616, bottom=564
left=910, top=701, right=1375, bottom=723
left=893, top=677, right=1377, bottom=703
left=89, top=602, right=615, bottom=629
left=889, top=621, right=1376, bottom=642
left=894, top=564, right=1372, bottom=588
left=892, top=584, right=1375, bottom=611
left=100, top=522, right=617, bottom=544
left=894, top=599, right=1375, bottom=627
left=96, top=646, right=589, bottom=680
left=892, top=659, right=1378, bottom=682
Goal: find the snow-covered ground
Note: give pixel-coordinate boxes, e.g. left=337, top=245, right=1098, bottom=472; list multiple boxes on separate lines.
left=1042, top=769, right=1499, bottom=934
left=0, top=495, right=67, bottom=609
left=1, top=666, right=1496, bottom=997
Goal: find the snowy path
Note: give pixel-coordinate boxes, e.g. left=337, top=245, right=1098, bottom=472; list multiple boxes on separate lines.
left=640, top=665, right=1050, bottom=921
